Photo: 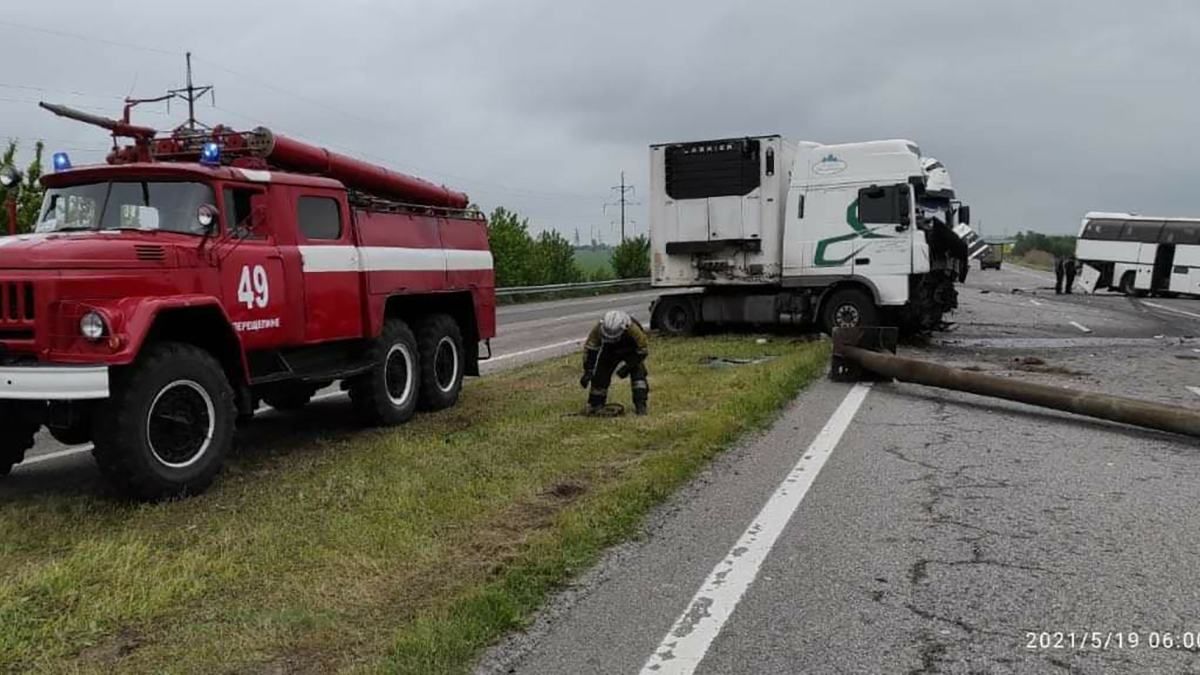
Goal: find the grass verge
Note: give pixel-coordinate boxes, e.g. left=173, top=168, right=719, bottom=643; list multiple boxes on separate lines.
left=0, top=336, right=829, bottom=674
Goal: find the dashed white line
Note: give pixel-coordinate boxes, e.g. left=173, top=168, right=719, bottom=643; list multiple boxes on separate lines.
left=1029, top=299, right=1043, bottom=307
left=1143, top=301, right=1200, bottom=321
left=640, top=383, right=873, bottom=675
left=488, top=338, right=583, bottom=362
left=1187, top=386, right=1200, bottom=399
left=1069, top=321, right=1092, bottom=333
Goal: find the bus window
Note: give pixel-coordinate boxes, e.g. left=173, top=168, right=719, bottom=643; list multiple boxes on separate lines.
left=1120, top=221, right=1163, bottom=243
left=1162, top=223, right=1200, bottom=245
left=1082, top=219, right=1122, bottom=240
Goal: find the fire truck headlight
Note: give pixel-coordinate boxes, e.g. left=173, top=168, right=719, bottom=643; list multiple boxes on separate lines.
left=80, top=311, right=107, bottom=341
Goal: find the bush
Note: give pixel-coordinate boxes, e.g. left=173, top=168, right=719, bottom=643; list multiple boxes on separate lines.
left=610, top=235, right=650, bottom=279
left=485, top=206, right=583, bottom=287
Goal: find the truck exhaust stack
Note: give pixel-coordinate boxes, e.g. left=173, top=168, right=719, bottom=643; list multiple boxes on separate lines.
left=831, top=327, right=1200, bottom=439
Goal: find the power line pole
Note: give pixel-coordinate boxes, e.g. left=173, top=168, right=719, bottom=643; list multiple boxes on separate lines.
left=604, top=171, right=638, bottom=242
left=167, top=52, right=214, bottom=132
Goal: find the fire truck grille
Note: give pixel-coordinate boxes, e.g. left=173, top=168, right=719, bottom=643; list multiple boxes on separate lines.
left=0, top=281, right=35, bottom=324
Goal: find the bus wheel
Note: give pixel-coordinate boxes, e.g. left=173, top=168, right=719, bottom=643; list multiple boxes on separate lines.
left=1118, top=272, right=1145, bottom=297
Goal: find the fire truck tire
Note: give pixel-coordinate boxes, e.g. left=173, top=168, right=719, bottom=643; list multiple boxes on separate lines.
left=349, top=319, right=420, bottom=425
left=261, top=386, right=320, bottom=412
left=416, top=314, right=464, bottom=411
left=91, top=342, right=236, bottom=501
left=821, top=288, right=878, bottom=335
left=0, top=412, right=36, bottom=477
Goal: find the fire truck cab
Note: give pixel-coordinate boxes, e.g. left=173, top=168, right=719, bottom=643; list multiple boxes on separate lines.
left=0, top=124, right=495, bottom=499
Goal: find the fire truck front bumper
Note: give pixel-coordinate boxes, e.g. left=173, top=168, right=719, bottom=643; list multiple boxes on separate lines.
left=0, top=365, right=110, bottom=401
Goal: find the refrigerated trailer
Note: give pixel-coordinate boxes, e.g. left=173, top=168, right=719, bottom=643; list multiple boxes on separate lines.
left=1076, top=212, right=1200, bottom=297
left=648, top=136, right=970, bottom=335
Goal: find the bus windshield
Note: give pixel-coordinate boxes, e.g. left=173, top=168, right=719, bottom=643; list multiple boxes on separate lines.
left=37, top=181, right=215, bottom=236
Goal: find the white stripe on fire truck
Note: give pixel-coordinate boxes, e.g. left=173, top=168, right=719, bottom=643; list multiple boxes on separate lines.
left=297, top=245, right=493, bottom=273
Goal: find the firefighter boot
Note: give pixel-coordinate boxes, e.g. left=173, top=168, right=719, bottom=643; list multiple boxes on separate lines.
left=633, top=378, right=649, bottom=416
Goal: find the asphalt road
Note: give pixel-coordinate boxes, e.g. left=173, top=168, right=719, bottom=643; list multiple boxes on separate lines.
left=481, top=266, right=1200, bottom=675
left=5, top=290, right=659, bottom=492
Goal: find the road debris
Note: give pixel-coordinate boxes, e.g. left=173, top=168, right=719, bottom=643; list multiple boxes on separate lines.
left=832, top=327, right=1200, bottom=439
left=703, top=356, right=778, bottom=368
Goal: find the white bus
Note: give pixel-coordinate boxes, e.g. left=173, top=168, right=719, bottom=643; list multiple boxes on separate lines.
left=1076, top=211, right=1200, bottom=296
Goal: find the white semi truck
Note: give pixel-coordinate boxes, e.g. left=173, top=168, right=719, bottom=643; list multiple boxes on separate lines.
left=648, top=136, right=971, bottom=335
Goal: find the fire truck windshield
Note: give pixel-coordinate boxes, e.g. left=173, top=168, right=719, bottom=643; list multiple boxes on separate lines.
left=37, top=181, right=216, bottom=236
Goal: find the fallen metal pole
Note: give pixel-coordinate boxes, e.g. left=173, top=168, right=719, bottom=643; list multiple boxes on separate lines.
left=835, top=342, right=1200, bottom=439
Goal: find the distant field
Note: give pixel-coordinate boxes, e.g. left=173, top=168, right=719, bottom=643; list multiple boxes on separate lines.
left=573, top=248, right=612, bottom=276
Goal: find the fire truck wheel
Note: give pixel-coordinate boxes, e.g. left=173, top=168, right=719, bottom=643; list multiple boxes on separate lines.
left=822, top=288, right=878, bottom=335
left=92, top=342, right=236, bottom=501
left=349, top=319, right=420, bottom=425
left=416, top=314, right=464, bottom=411
left=0, top=413, right=37, bottom=477
left=261, top=385, right=320, bottom=412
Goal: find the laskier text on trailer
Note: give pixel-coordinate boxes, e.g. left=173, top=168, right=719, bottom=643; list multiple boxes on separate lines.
left=0, top=96, right=496, bottom=500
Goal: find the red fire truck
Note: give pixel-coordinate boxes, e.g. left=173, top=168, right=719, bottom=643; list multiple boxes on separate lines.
left=0, top=104, right=495, bottom=499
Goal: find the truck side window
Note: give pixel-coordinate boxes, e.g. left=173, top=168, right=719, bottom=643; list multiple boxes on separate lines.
left=223, top=187, right=262, bottom=239
left=297, top=197, right=343, bottom=240
left=857, top=185, right=903, bottom=224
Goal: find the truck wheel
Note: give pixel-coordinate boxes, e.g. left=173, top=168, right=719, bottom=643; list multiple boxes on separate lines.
left=261, top=386, right=319, bottom=412
left=0, top=410, right=37, bottom=477
left=92, top=343, right=236, bottom=500
left=822, top=288, right=878, bottom=334
left=349, top=319, right=420, bottom=425
left=655, top=296, right=697, bottom=336
left=417, top=314, right=464, bottom=411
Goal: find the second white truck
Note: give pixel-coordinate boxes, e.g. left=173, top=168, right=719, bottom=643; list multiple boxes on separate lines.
left=648, top=136, right=971, bottom=334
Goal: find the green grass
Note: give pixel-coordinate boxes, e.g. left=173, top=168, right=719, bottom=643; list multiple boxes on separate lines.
left=0, top=336, right=829, bottom=674
left=572, top=248, right=612, bottom=276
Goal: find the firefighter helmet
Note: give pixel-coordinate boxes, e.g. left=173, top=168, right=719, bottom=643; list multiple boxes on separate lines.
left=600, top=310, right=631, bottom=342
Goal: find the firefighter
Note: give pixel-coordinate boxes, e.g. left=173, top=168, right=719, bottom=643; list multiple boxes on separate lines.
left=1053, top=254, right=1065, bottom=294
left=1064, top=255, right=1078, bottom=294
left=579, top=310, right=649, bottom=415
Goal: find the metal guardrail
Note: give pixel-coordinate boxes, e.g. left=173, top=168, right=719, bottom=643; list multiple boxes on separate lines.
left=495, top=278, right=650, bottom=297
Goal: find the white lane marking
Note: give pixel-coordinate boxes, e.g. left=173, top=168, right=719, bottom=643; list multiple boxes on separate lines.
left=1187, top=386, right=1200, bottom=399
left=641, top=383, right=873, bottom=675
left=1069, top=321, right=1092, bottom=333
left=1143, top=301, right=1200, bottom=320
left=20, top=342, right=585, bottom=467
left=488, top=338, right=583, bottom=362
left=22, top=390, right=350, bottom=466
left=1029, top=299, right=1043, bottom=307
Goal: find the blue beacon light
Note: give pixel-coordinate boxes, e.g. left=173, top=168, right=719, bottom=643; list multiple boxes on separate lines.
left=199, top=142, right=221, bottom=166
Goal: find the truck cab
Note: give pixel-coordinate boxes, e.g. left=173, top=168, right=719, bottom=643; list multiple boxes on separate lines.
left=0, top=125, right=495, bottom=499
left=649, top=137, right=967, bottom=335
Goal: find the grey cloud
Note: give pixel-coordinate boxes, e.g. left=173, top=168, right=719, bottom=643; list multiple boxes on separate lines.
left=4, top=0, right=1200, bottom=239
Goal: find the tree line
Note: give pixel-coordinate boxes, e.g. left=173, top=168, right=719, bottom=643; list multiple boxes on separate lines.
left=1011, top=231, right=1076, bottom=258
left=486, top=206, right=649, bottom=287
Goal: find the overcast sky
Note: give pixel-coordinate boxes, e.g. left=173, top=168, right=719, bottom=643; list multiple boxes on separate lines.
left=3, top=1, right=1198, bottom=240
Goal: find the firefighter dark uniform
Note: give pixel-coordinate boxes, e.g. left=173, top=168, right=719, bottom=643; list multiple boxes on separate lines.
left=580, top=312, right=649, bottom=415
